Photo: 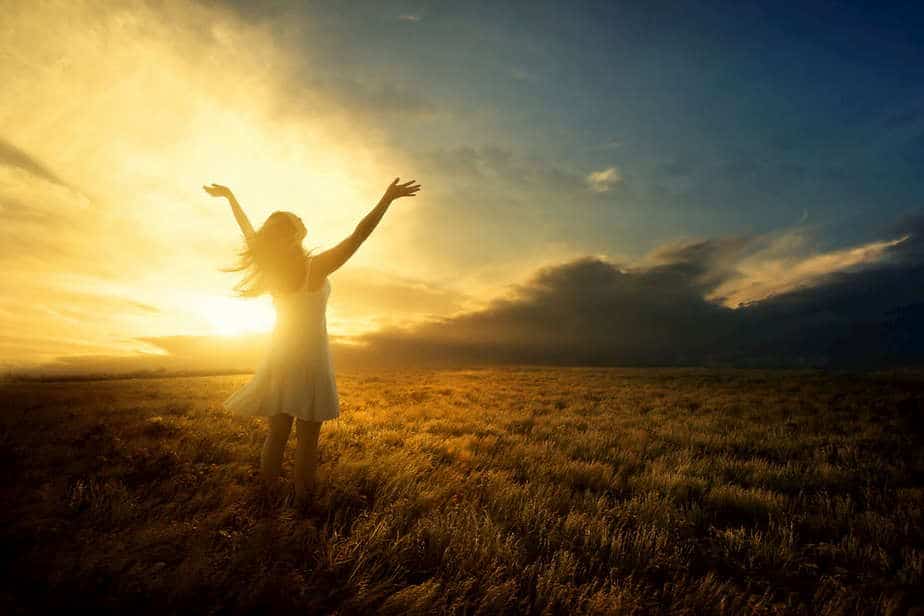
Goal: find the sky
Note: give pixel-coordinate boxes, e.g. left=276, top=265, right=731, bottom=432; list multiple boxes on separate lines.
left=3, top=0, right=924, bottom=374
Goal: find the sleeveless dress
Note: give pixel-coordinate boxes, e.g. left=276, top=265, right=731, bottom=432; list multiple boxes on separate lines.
left=223, top=256, right=340, bottom=422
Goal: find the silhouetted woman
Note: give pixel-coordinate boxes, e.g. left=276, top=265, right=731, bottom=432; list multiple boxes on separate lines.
left=204, top=178, right=421, bottom=503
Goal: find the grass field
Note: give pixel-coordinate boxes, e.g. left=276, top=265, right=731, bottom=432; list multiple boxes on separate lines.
left=1, top=368, right=923, bottom=614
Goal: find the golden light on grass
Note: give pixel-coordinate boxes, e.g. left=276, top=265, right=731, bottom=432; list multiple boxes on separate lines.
left=3, top=368, right=922, bottom=612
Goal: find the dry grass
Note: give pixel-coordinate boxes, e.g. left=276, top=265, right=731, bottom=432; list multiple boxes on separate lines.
left=1, top=367, right=923, bottom=614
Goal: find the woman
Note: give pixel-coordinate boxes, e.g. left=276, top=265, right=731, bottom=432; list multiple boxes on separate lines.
left=204, top=178, right=421, bottom=503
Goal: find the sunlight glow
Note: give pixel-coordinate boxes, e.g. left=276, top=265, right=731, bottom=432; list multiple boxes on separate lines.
left=0, top=1, right=414, bottom=368
left=198, top=296, right=277, bottom=337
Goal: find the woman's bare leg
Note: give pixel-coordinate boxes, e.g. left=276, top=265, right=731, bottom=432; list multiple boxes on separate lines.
left=261, top=413, right=293, bottom=483
left=294, top=419, right=322, bottom=500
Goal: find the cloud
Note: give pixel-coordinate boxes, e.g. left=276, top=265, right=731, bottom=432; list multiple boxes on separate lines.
left=0, top=138, right=69, bottom=188
left=28, top=213, right=924, bottom=375
left=344, top=256, right=733, bottom=367
left=340, top=218, right=924, bottom=369
left=586, top=167, right=622, bottom=192
left=707, top=233, right=910, bottom=307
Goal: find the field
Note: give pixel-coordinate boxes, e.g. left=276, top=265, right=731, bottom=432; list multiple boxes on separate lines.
left=1, top=367, right=923, bottom=614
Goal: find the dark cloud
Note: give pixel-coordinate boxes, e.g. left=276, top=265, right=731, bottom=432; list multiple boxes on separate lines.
left=347, top=217, right=924, bottom=369
left=346, top=255, right=737, bottom=367
left=645, top=236, right=752, bottom=291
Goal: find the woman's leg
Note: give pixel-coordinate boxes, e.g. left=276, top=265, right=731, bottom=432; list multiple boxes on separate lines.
left=294, top=419, right=322, bottom=499
left=261, top=413, right=293, bottom=482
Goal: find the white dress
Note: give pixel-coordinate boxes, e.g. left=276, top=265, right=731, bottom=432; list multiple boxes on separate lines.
left=223, top=256, right=340, bottom=422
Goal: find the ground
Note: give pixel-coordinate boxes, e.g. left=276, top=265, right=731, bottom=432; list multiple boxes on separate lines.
left=1, top=367, right=923, bottom=614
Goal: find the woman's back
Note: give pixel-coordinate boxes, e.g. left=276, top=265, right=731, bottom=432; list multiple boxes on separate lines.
left=272, top=257, right=331, bottom=352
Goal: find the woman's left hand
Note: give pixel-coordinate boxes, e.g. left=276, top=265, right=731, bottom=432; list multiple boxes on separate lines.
left=382, top=177, right=421, bottom=203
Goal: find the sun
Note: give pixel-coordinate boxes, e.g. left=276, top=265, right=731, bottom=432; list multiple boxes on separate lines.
left=198, top=296, right=276, bottom=336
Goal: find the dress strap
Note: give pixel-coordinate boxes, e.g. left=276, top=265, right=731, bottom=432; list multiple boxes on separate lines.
left=304, top=255, right=312, bottom=291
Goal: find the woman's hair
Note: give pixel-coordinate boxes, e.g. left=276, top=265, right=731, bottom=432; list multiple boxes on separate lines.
left=221, top=211, right=313, bottom=298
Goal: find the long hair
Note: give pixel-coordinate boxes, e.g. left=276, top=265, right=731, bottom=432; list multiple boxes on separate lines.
left=221, top=211, right=314, bottom=298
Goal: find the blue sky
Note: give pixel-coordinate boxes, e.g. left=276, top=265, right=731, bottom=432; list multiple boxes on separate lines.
left=229, top=0, right=924, bottom=252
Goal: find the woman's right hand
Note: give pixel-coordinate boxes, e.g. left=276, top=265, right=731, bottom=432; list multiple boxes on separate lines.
left=203, top=183, right=233, bottom=199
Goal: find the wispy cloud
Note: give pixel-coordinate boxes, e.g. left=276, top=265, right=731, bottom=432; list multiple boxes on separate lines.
left=0, top=138, right=69, bottom=188
left=586, top=166, right=622, bottom=192
left=707, top=233, right=909, bottom=307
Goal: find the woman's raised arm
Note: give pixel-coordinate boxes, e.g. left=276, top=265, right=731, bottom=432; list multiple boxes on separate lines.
left=203, top=183, right=255, bottom=241
left=312, top=177, right=421, bottom=279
